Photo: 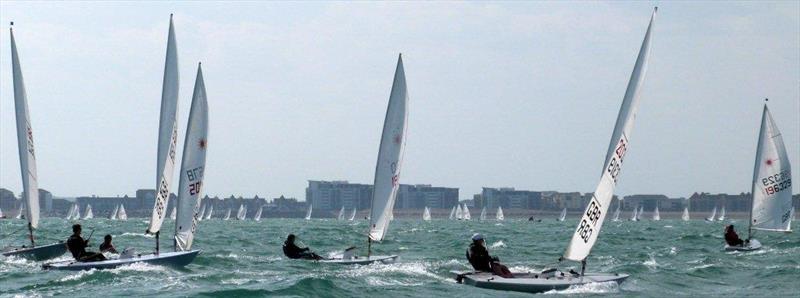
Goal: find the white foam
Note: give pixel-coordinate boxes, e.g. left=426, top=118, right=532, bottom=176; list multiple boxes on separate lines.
left=59, top=268, right=97, bottom=282
left=543, top=281, right=620, bottom=295
left=489, top=241, right=506, bottom=249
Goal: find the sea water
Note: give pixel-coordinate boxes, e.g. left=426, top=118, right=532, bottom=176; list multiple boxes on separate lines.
left=1, top=217, right=798, bottom=297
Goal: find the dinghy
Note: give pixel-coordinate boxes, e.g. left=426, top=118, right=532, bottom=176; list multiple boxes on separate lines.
left=83, top=204, right=94, bottom=220
left=197, top=204, right=206, bottom=222
left=637, top=206, right=644, bottom=221
left=717, top=206, right=726, bottom=221
left=652, top=206, right=660, bottom=221
left=449, top=205, right=456, bottom=220
left=305, top=204, right=312, bottom=220
left=423, top=207, right=431, bottom=221
left=558, top=208, right=567, bottom=222
left=463, top=204, right=472, bottom=220
left=725, top=102, right=792, bottom=251
left=479, top=207, right=486, bottom=221
left=453, top=8, right=657, bottom=292
left=706, top=206, right=717, bottom=222
left=496, top=206, right=504, bottom=221
left=109, top=205, right=119, bottom=220
left=338, top=206, right=345, bottom=220
left=349, top=208, right=357, bottom=221
left=320, top=54, right=408, bottom=265
left=204, top=204, right=213, bottom=220
left=44, top=17, right=206, bottom=270
left=2, top=24, right=68, bottom=261
left=117, top=204, right=127, bottom=220
left=223, top=208, right=231, bottom=220
left=611, top=202, right=621, bottom=222
left=254, top=206, right=263, bottom=221
left=0, top=207, right=4, bottom=218
left=236, top=204, right=246, bottom=220
left=630, top=206, right=638, bottom=221
left=682, top=205, right=690, bottom=221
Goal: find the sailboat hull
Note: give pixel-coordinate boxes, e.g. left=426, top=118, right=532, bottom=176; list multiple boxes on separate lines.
left=319, top=255, right=397, bottom=265
left=724, top=239, right=762, bottom=251
left=2, top=242, right=68, bottom=261
left=451, top=270, right=628, bottom=293
left=43, top=250, right=200, bottom=271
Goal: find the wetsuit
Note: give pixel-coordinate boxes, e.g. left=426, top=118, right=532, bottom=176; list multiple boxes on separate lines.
left=283, top=240, right=322, bottom=260
left=67, top=234, right=106, bottom=262
left=99, top=242, right=118, bottom=254
left=725, top=230, right=745, bottom=246
left=466, top=243, right=495, bottom=272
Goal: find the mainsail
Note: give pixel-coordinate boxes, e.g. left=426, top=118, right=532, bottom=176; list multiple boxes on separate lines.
left=717, top=206, right=726, bottom=221
left=612, top=202, right=621, bottom=221
left=630, top=206, right=638, bottom=221
left=236, top=204, right=247, bottom=220
left=367, top=54, right=408, bottom=242
left=558, top=208, right=567, bottom=222
left=496, top=206, right=504, bottom=221
left=305, top=204, right=312, bottom=220
left=480, top=207, right=487, bottom=221
left=706, top=206, right=717, bottom=221
left=682, top=206, right=690, bottom=221
left=147, top=15, right=180, bottom=235
left=653, top=206, right=660, bottom=221
left=10, top=25, right=40, bottom=240
left=223, top=208, right=231, bottom=220
left=423, top=207, right=431, bottom=221
left=83, top=204, right=93, bottom=220
left=117, top=204, right=127, bottom=220
left=110, top=205, right=119, bottom=220
left=338, top=206, right=345, bottom=220
left=449, top=206, right=456, bottom=220
left=563, top=8, right=656, bottom=262
left=205, top=205, right=213, bottom=220
left=197, top=204, right=206, bottom=222
left=174, top=65, right=209, bottom=251
left=349, top=208, right=357, bottom=221
left=463, top=204, right=472, bottom=220
left=254, top=207, right=262, bottom=221
left=748, top=104, right=793, bottom=235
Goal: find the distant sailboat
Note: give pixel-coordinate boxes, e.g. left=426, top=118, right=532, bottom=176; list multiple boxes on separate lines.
left=109, top=205, right=119, bottom=220
left=16, top=204, right=25, bottom=219
left=236, top=204, right=246, bottom=220
left=717, top=206, right=726, bottom=221
left=305, top=204, right=312, bottom=220
left=630, top=206, right=639, bottom=221
left=117, top=204, right=127, bottom=220
left=349, top=208, right=357, bottom=221
left=197, top=204, right=206, bottom=222
left=652, top=206, right=660, bottom=221
left=338, top=206, right=345, bottom=220
left=682, top=205, right=690, bottom=221
left=558, top=208, right=567, bottom=222
left=479, top=207, right=487, bottom=221
left=726, top=102, right=793, bottom=251
left=455, top=204, right=464, bottom=220
left=423, top=207, right=431, bottom=221
left=463, top=204, right=472, bottom=220
left=637, top=206, right=644, bottom=221
left=496, top=206, right=504, bottom=221
left=224, top=208, right=231, bottom=220
left=0, top=207, right=4, bottom=218
left=254, top=206, right=262, bottom=221
left=83, top=204, right=93, bottom=220
left=449, top=206, right=456, bottom=220
left=612, top=202, right=621, bottom=222
left=205, top=204, right=213, bottom=220
left=706, top=206, right=717, bottom=222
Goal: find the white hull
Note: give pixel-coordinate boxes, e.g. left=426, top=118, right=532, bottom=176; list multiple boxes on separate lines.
left=319, top=255, right=397, bottom=265
left=724, top=239, right=762, bottom=251
left=43, top=250, right=200, bottom=271
left=452, top=270, right=628, bottom=294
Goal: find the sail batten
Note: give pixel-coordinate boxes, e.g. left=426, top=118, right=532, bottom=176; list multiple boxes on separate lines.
left=174, top=65, right=208, bottom=251
left=148, top=15, right=180, bottom=234
left=368, top=54, right=409, bottom=242
left=563, top=8, right=656, bottom=261
left=10, top=27, right=40, bottom=231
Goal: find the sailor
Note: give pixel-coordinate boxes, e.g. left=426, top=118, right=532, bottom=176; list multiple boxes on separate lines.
left=282, top=234, right=324, bottom=260
left=66, top=224, right=106, bottom=262
left=99, top=234, right=118, bottom=254
left=724, top=225, right=745, bottom=247
left=466, top=233, right=513, bottom=278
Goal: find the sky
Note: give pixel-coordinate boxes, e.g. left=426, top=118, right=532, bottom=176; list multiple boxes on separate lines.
left=0, top=2, right=798, bottom=201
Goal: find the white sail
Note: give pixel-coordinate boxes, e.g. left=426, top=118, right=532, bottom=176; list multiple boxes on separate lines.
left=717, top=206, right=726, bottom=221
left=558, top=208, right=567, bottom=222
left=480, top=207, right=487, bottom=221
left=496, top=206, right=504, bottom=221
left=449, top=206, right=456, bottom=220
left=147, top=15, right=180, bottom=235
left=170, top=206, right=177, bottom=220
left=612, top=202, right=621, bottom=222
left=455, top=204, right=463, bottom=220
left=563, top=9, right=656, bottom=262
left=338, top=206, right=345, bottom=220
left=637, top=206, right=644, bottom=221
left=653, top=206, right=660, bottom=221
left=236, top=204, right=246, bottom=220
left=16, top=203, right=24, bottom=219
left=368, top=54, right=409, bottom=242
left=305, top=204, right=312, bottom=220
left=72, top=204, right=80, bottom=220
left=630, top=206, right=638, bottom=221
left=205, top=204, right=213, bottom=220
left=749, top=105, right=793, bottom=234
left=706, top=206, right=717, bottom=221
left=173, top=65, right=209, bottom=251
left=0, top=207, right=4, bottom=218
left=65, top=204, right=74, bottom=219
left=117, top=204, right=127, bottom=220
left=223, top=208, right=231, bottom=220
left=83, top=204, right=93, bottom=220
left=423, top=207, right=431, bottom=221
left=10, top=26, right=40, bottom=230
left=197, top=204, right=206, bottom=222
left=682, top=206, right=690, bottom=221
left=349, top=208, right=357, bottom=221
left=254, top=207, right=262, bottom=221
left=110, top=205, right=119, bottom=220
left=463, top=204, right=472, bottom=220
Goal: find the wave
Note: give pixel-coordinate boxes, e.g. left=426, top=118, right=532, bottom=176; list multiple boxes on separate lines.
left=543, top=281, right=620, bottom=295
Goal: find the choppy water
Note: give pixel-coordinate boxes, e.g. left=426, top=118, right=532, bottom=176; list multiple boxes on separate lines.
left=1, top=217, right=799, bottom=297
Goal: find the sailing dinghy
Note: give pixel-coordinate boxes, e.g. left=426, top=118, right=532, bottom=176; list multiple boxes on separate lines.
left=496, top=206, right=504, bottom=221
left=44, top=17, right=206, bottom=270
left=254, top=206, right=263, bottom=221
left=725, top=102, right=792, bottom=251
left=423, top=207, right=431, bottom=221
left=463, top=204, right=472, bottom=220
left=449, top=206, right=456, bottom=219
left=117, top=204, right=127, bottom=220
left=223, top=208, right=231, bottom=220
left=204, top=204, right=213, bottom=220
left=558, top=208, right=567, bottom=222
left=305, top=204, right=312, bottom=220
left=682, top=205, right=690, bottom=221
left=349, top=208, right=357, bottom=221
left=611, top=202, right=621, bottom=222
left=453, top=8, right=657, bottom=292
left=706, top=206, right=717, bottom=222
left=320, top=54, right=408, bottom=265
left=109, top=205, right=119, bottom=220
left=717, top=206, right=726, bottom=221
left=652, top=206, right=660, bottom=221
left=338, top=206, right=346, bottom=220
left=2, top=24, right=68, bottom=261
left=83, top=204, right=94, bottom=220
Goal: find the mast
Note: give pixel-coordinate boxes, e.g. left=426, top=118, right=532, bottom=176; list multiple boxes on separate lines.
left=10, top=23, right=41, bottom=247
left=147, top=14, right=180, bottom=254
